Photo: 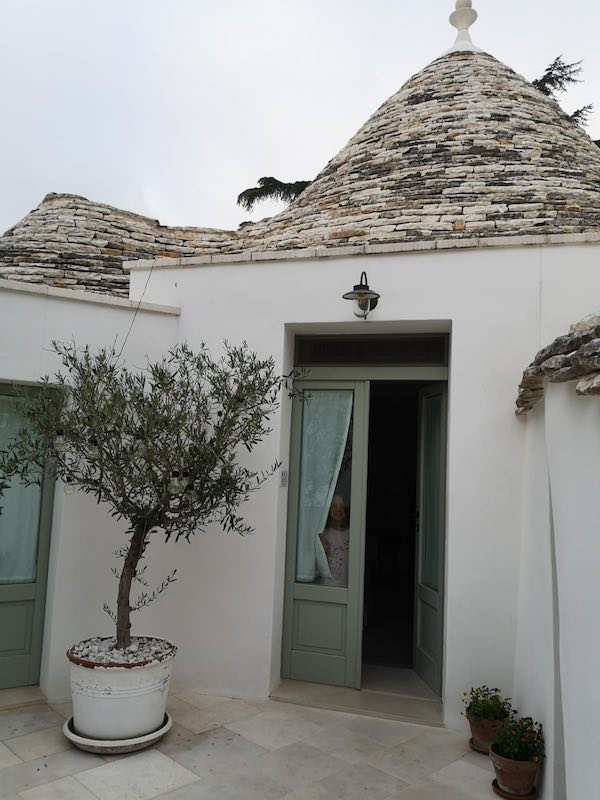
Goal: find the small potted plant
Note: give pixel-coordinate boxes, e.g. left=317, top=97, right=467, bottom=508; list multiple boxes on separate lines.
left=463, top=686, right=512, bottom=754
left=490, top=715, right=545, bottom=798
left=0, top=341, right=287, bottom=752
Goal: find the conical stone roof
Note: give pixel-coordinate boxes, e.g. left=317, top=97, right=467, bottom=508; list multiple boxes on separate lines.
left=0, top=193, right=236, bottom=296
left=4, top=45, right=600, bottom=298
left=239, top=50, right=600, bottom=251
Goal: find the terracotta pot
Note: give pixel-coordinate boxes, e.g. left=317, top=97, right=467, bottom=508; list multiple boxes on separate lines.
left=466, top=712, right=507, bottom=754
left=489, top=744, right=539, bottom=797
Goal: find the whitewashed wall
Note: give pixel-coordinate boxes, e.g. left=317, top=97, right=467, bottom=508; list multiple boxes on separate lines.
left=130, top=242, right=554, bottom=727
left=543, top=384, right=600, bottom=800
left=513, top=407, right=559, bottom=800
left=0, top=282, right=180, bottom=701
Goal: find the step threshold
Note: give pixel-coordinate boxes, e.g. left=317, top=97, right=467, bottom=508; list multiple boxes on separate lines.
left=270, top=679, right=444, bottom=727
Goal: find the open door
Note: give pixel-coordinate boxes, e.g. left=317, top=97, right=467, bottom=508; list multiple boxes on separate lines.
left=281, top=381, right=368, bottom=688
left=414, top=384, right=447, bottom=695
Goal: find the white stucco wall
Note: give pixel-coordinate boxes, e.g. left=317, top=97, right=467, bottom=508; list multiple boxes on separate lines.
left=543, top=384, right=600, bottom=800
left=129, top=241, right=557, bottom=727
left=0, top=282, right=180, bottom=701
left=514, top=407, right=558, bottom=799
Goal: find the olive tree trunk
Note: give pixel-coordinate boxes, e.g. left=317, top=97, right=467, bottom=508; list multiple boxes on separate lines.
left=116, top=524, right=147, bottom=649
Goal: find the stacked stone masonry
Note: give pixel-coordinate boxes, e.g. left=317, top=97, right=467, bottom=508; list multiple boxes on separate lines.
left=516, top=314, right=600, bottom=413
left=244, top=51, right=600, bottom=251
left=3, top=50, right=600, bottom=295
left=0, top=193, right=236, bottom=296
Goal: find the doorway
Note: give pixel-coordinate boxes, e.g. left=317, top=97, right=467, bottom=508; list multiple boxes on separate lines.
left=280, top=336, right=448, bottom=701
left=362, top=382, right=428, bottom=698
left=363, top=383, right=418, bottom=668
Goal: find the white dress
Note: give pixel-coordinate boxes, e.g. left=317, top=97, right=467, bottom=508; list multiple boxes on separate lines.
left=319, top=527, right=350, bottom=587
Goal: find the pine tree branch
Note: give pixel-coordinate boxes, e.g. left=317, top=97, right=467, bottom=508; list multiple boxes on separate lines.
left=569, top=104, right=593, bottom=127
left=237, top=177, right=311, bottom=212
left=532, top=56, right=582, bottom=97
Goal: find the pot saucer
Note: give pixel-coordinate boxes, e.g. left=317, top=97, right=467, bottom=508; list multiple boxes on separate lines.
left=63, top=712, right=172, bottom=754
left=492, top=778, right=537, bottom=799
left=469, top=737, right=490, bottom=754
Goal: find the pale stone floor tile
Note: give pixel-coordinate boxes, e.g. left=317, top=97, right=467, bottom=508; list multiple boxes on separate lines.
left=0, top=748, right=102, bottom=797
left=167, top=696, right=259, bottom=734
left=335, top=714, right=424, bottom=747
left=364, top=728, right=469, bottom=784
left=386, top=779, right=476, bottom=800
left=277, top=704, right=357, bottom=730
left=0, top=688, right=45, bottom=712
left=0, top=741, right=22, bottom=769
left=173, top=690, right=231, bottom=710
left=166, top=763, right=290, bottom=800
left=155, top=721, right=195, bottom=749
left=460, top=749, right=494, bottom=774
left=156, top=780, right=228, bottom=800
left=6, top=725, right=71, bottom=761
left=224, top=707, right=323, bottom=750
left=158, top=724, right=269, bottom=776
left=0, top=706, right=64, bottom=741
left=316, top=761, right=409, bottom=800
left=182, top=697, right=260, bottom=731
left=429, top=758, right=495, bottom=798
left=18, top=774, right=98, bottom=800
left=301, top=725, right=384, bottom=763
left=248, top=740, right=347, bottom=791
left=280, top=784, right=335, bottom=800
left=48, top=703, right=72, bottom=720
left=75, top=749, right=199, bottom=800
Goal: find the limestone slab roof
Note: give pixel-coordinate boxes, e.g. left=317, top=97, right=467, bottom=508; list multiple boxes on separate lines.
left=0, top=193, right=236, bottom=296
left=516, top=314, right=600, bottom=413
left=3, top=46, right=600, bottom=295
left=241, top=51, right=600, bottom=251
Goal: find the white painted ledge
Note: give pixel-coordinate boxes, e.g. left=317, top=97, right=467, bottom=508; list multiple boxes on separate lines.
left=124, top=231, right=600, bottom=273
left=0, top=278, right=180, bottom=315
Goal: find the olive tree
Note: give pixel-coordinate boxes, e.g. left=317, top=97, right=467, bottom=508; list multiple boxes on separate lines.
left=0, top=341, right=286, bottom=649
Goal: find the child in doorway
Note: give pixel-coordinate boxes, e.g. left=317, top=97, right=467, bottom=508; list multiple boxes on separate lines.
left=318, top=495, right=350, bottom=588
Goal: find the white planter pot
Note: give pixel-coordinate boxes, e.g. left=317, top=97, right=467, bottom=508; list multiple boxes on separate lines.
left=67, top=637, right=176, bottom=741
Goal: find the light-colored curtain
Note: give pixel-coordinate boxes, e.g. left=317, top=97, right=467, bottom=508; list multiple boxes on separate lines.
left=0, top=397, right=42, bottom=584
left=295, top=390, right=353, bottom=582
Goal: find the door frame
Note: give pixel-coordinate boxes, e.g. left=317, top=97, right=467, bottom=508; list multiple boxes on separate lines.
left=414, top=383, right=448, bottom=695
left=0, top=382, right=55, bottom=687
left=281, top=365, right=448, bottom=690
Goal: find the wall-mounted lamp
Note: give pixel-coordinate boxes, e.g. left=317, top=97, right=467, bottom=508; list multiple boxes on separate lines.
left=342, top=271, right=380, bottom=319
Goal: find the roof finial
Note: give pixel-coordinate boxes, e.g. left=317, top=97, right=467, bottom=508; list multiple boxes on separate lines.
left=446, top=0, right=482, bottom=54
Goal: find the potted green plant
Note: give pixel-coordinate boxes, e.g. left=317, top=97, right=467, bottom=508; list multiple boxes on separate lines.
left=0, top=341, right=287, bottom=752
left=463, top=686, right=512, bottom=754
left=489, top=714, right=544, bottom=798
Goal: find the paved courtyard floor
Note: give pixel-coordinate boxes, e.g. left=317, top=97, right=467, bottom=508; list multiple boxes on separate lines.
left=0, top=688, right=496, bottom=799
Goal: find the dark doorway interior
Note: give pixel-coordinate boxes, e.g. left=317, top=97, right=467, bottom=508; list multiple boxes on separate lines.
left=362, top=382, right=420, bottom=672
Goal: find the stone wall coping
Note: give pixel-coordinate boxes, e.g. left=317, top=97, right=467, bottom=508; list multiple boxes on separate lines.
left=0, top=278, right=180, bottom=315
left=125, top=231, right=600, bottom=272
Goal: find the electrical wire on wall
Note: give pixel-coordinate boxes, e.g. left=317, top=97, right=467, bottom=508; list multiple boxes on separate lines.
left=115, top=260, right=156, bottom=361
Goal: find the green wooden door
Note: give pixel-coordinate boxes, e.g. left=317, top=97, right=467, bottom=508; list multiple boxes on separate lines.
left=0, top=388, right=54, bottom=689
left=414, top=384, right=447, bottom=695
left=281, top=381, right=369, bottom=688
left=281, top=370, right=448, bottom=692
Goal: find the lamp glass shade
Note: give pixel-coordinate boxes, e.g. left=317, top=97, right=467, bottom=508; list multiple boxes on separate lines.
left=343, top=288, right=380, bottom=318
left=342, top=272, right=380, bottom=319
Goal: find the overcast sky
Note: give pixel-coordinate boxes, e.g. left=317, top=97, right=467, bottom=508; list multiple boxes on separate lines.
left=2, top=0, right=599, bottom=235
